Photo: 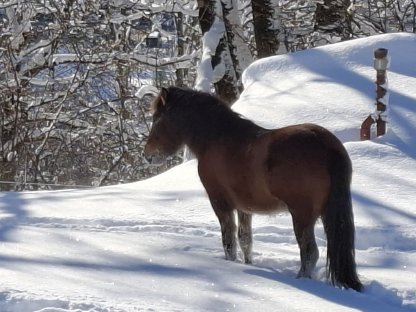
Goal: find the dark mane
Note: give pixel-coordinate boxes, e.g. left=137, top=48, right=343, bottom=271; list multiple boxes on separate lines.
left=164, top=87, right=264, bottom=152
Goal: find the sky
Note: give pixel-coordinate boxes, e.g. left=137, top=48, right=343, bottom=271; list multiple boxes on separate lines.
left=0, top=33, right=415, bottom=312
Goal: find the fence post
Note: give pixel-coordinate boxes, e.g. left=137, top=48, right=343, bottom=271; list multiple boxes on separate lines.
left=360, top=48, right=389, bottom=140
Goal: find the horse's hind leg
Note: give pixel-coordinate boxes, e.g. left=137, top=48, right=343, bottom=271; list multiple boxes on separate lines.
left=293, top=219, right=319, bottom=279
left=238, top=211, right=253, bottom=264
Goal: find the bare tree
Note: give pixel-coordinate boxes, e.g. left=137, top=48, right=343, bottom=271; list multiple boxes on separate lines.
left=0, top=0, right=191, bottom=190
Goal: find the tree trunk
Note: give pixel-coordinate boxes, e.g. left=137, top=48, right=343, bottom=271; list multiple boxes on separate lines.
left=198, top=0, right=240, bottom=105
left=251, top=0, right=280, bottom=58
left=175, top=12, right=186, bottom=87
left=315, top=0, right=354, bottom=40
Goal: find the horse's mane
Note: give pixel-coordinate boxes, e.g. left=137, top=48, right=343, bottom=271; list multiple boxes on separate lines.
left=165, top=87, right=232, bottom=114
left=165, top=87, right=258, bottom=129
left=161, top=87, right=264, bottom=150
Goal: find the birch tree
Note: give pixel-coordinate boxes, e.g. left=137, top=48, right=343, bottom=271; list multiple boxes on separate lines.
left=196, top=0, right=241, bottom=104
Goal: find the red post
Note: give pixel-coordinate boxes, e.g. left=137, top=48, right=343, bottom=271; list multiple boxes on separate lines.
left=360, top=115, right=375, bottom=141
left=360, top=48, right=389, bottom=141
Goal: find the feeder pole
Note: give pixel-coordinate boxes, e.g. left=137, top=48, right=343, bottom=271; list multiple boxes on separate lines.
left=374, top=48, right=388, bottom=136
left=360, top=48, right=389, bottom=140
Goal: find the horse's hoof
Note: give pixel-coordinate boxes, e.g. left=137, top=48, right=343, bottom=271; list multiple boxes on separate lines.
left=296, top=271, right=312, bottom=279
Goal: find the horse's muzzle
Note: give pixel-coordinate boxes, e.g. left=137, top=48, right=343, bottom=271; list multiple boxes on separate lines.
left=143, top=143, right=156, bottom=162
left=143, top=143, right=166, bottom=166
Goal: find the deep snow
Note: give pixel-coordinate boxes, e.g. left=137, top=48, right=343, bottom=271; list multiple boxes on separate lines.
left=0, top=33, right=415, bottom=311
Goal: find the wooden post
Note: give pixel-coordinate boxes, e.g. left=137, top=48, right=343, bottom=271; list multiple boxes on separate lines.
left=360, top=48, right=389, bottom=141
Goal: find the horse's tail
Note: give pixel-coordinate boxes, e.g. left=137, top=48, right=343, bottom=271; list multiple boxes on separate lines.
left=323, top=146, right=363, bottom=292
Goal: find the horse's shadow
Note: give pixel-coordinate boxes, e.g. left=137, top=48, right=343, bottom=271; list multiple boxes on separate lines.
left=0, top=192, right=28, bottom=242
left=244, top=266, right=412, bottom=312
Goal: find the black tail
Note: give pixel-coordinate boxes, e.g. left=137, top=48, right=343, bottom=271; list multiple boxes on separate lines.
left=323, top=148, right=363, bottom=292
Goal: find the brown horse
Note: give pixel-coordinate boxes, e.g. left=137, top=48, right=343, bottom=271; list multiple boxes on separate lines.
left=144, top=87, right=363, bottom=292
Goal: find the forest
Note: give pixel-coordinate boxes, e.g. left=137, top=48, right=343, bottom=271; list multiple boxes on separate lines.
left=1, top=0, right=415, bottom=190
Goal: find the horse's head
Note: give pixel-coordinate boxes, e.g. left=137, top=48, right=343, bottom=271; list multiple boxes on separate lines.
left=144, top=88, right=184, bottom=160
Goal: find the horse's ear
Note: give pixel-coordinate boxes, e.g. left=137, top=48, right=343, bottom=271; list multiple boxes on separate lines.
left=150, top=88, right=169, bottom=113
left=160, top=87, right=168, bottom=106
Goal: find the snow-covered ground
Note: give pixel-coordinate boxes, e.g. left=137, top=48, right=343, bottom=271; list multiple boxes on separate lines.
left=1, top=33, right=415, bottom=311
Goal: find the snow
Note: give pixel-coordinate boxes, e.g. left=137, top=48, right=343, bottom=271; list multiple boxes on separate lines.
left=195, top=3, right=226, bottom=92
left=1, top=33, right=416, bottom=311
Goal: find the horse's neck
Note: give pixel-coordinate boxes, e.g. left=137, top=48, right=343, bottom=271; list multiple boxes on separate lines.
left=185, top=114, right=263, bottom=158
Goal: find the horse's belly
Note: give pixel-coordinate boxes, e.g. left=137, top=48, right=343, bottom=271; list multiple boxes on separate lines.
left=235, top=196, right=289, bottom=214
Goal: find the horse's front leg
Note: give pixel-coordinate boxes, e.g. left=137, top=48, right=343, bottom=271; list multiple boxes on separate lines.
left=238, top=211, right=253, bottom=264
left=209, top=196, right=237, bottom=261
